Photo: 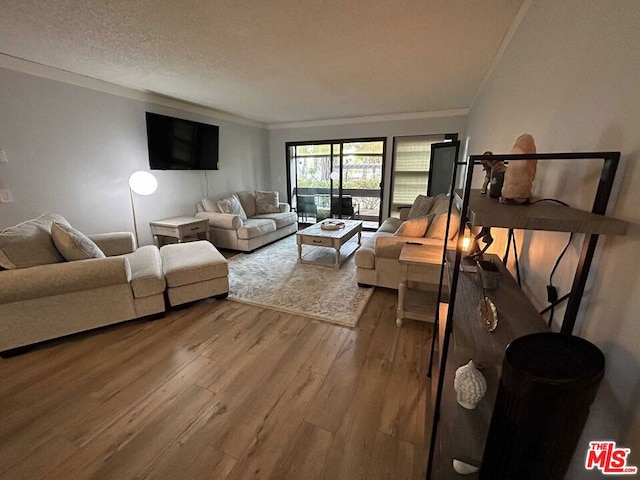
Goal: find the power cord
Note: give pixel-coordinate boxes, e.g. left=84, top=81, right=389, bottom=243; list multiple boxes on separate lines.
left=546, top=232, right=574, bottom=327
left=532, top=198, right=573, bottom=326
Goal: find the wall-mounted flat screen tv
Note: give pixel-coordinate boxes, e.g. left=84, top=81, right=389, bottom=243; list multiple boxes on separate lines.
left=146, top=112, right=219, bottom=170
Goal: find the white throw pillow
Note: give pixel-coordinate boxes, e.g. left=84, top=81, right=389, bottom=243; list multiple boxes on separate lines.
left=408, top=195, right=436, bottom=219
left=51, top=222, right=106, bottom=261
left=217, top=194, right=248, bottom=220
left=0, top=213, right=70, bottom=269
left=394, top=214, right=434, bottom=238
left=255, top=190, right=280, bottom=214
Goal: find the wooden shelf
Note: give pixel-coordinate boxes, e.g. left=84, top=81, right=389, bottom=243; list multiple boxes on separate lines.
left=428, top=152, right=627, bottom=479
left=431, top=254, right=548, bottom=479
left=455, top=189, right=628, bottom=235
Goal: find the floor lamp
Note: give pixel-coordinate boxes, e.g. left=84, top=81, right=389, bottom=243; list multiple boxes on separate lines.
left=128, top=171, right=158, bottom=247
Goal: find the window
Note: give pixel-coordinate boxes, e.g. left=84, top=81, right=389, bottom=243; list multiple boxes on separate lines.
left=389, top=135, right=446, bottom=217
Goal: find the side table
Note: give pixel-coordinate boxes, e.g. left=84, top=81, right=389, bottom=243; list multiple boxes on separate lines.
left=396, top=243, right=442, bottom=327
left=149, top=216, right=209, bottom=247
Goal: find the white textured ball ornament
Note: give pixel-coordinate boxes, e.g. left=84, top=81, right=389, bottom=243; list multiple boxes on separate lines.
left=454, top=360, right=487, bottom=409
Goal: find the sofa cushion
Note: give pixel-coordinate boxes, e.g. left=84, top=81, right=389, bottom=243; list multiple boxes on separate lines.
left=123, top=246, right=166, bottom=298
left=0, top=213, right=70, bottom=269
left=408, top=195, right=437, bottom=219
left=255, top=190, right=280, bottom=214
left=237, top=218, right=277, bottom=240
left=51, top=222, right=105, bottom=261
left=217, top=194, right=247, bottom=221
left=394, top=214, right=434, bottom=238
left=251, top=211, right=297, bottom=229
left=236, top=191, right=257, bottom=217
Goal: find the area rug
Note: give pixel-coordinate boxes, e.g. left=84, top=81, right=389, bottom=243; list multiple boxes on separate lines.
left=226, top=234, right=374, bottom=327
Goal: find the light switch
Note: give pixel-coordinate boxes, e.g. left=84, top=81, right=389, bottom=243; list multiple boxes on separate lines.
left=0, top=189, right=13, bottom=203
left=0, top=150, right=7, bottom=163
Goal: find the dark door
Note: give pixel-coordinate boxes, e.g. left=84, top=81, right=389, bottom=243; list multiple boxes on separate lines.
left=428, top=141, right=460, bottom=196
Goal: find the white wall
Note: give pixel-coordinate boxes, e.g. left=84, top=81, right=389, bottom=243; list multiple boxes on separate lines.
left=268, top=114, right=467, bottom=219
left=0, top=67, right=270, bottom=246
left=466, top=0, right=640, bottom=476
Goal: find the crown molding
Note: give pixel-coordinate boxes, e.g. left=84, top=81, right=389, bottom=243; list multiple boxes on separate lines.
left=0, top=53, right=266, bottom=128
left=268, top=108, right=469, bottom=130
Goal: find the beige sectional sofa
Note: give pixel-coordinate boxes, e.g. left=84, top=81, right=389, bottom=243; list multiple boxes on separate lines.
left=355, top=194, right=459, bottom=289
left=0, top=214, right=166, bottom=353
left=195, top=191, right=297, bottom=252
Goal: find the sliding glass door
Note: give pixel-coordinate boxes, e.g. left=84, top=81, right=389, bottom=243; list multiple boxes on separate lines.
left=286, top=138, right=385, bottom=230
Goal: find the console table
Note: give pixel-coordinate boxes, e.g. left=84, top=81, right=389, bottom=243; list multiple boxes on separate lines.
left=149, top=216, right=209, bottom=247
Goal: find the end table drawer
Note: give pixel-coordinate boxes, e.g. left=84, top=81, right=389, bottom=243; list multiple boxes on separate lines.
left=178, top=222, right=207, bottom=237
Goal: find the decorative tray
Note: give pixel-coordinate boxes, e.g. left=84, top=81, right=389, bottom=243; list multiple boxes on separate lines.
left=321, top=220, right=345, bottom=230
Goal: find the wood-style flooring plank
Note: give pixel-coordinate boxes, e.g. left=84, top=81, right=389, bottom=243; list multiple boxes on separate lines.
left=196, top=308, right=305, bottom=393
left=223, top=368, right=326, bottom=480
left=0, top=305, right=227, bottom=474
left=180, top=446, right=237, bottom=480
left=319, top=293, right=400, bottom=480
left=211, top=321, right=327, bottom=458
left=0, top=288, right=433, bottom=480
left=267, top=421, right=334, bottom=480
left=45, top=356, right=216, bottom=480
left=0, top=435, right=77, bottom=480
left=378, top=321, right=432, bottom=443
left=85, top=385, right=216, bottom=480
left=367, top=431, right=414, bottom=480
left=138, top=314, right=315, bottom=479
left=304, top=289, right=390, bottom=433
left=302, top=324, right=351, bottom=375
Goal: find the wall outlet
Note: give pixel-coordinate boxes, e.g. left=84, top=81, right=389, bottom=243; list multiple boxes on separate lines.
left=0, top=150, right=7, bottom=163
left=0, top=189, right=14, bottom=203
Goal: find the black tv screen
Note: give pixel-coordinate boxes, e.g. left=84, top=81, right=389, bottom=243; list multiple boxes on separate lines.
left=146, top=112, right=219, bottom=170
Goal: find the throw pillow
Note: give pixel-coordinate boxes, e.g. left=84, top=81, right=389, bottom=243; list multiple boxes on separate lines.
left=201, top=195, right=222, bottom=213
left=426, top=211, right=460, bottom=240
left=0, top=213, right=70, bottom=269
left=393, top=214, right=434, bottom=238
left=51, top=222, right=106, bottom=261
left=408, top=195, right=436, bottom=219
left=255, top=190, right=280, bottom=214
left=217, top=194, right=248, bottom=220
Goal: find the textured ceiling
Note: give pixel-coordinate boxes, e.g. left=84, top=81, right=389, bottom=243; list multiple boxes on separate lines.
left=0, top=0, right=523, bottom=124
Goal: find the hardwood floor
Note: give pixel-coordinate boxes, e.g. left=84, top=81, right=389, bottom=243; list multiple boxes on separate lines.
left=0, top=289, right=433, bottom=480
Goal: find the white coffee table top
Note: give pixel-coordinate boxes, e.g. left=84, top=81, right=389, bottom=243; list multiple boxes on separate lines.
left=297, top=219, right=362, bottom=239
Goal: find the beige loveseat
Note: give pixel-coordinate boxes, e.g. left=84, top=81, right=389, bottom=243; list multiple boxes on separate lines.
left=0, top=214, right=166, bottom=354
left=196, top=191, right=298, bottom=252
left=355, top=194, right=459, bottom=289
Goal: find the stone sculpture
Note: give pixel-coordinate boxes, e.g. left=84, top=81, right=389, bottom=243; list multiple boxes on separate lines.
left=500, top=133, right=537, bottom=204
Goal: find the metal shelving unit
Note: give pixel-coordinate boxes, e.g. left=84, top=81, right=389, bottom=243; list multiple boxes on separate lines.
left=426, top=152, right=629, bottom=479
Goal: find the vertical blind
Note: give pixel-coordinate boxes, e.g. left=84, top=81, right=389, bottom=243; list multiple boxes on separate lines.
left=390, top=135, right=445, bottom=214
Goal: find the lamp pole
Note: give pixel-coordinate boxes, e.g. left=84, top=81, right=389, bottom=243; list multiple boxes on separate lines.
left=128, top=171, right=158, bottom=248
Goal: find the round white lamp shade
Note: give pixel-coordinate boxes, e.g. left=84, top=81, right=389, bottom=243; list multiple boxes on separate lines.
left=129, top=171, right=158, bottom=196
left=330, top=171, right=340, bottom=181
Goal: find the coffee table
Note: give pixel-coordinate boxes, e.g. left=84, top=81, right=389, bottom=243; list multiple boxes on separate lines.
left=296, top=219, right=363, bottom=269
